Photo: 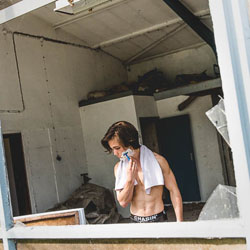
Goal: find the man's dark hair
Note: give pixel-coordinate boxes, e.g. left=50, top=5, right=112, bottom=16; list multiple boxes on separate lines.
left=101, top=121, right=140, bottom=153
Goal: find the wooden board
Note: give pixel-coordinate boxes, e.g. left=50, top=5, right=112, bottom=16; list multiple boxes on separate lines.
left=14, top=208, right=85, bottom=226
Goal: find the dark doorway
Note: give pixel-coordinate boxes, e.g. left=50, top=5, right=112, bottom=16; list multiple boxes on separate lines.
left=157, top=115, right=201, bottom=202
left=3, top=133, right=31, bottom=216
left=140, top=117, right=160, bottom=154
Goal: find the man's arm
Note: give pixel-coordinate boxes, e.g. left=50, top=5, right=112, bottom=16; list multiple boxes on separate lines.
left=114, top=159, right=137, bottom=208
left=155, top=153, right=183, bottom=222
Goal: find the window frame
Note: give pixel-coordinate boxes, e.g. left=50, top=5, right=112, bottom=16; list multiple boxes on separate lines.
left=1, top=0, right=250, bottom=249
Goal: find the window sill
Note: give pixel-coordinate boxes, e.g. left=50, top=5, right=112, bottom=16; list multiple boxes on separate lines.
left=4, top=218, right=245, bottom=239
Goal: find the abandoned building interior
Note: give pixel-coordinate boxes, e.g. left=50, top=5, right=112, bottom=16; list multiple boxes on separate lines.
left=0, top=0, right=239, bottom=225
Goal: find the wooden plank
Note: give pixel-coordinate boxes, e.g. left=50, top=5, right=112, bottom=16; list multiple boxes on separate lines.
left=14, top=208, right=85, bottom=226
left=154, top=78, right=222, bottom=100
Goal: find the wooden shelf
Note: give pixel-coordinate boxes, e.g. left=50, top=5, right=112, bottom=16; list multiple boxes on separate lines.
left=79, top=78, right=222, bottom=107
left=79, top=90, right=152, bottom=107
left=154, top=78, right=222, bottom=100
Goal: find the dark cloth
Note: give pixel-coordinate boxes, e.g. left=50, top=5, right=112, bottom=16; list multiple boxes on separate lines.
left=130, top=210, right=167, bottom=223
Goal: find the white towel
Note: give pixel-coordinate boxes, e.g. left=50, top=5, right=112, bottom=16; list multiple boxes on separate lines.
left=115, top=145, right=164, bottom=194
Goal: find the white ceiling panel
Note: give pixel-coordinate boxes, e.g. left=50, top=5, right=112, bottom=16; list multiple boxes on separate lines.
left=28, top=0, right=214, bottom=63
left=102, top=40, right=146, bottom=61
left=133, top=26, right=204, bottom=61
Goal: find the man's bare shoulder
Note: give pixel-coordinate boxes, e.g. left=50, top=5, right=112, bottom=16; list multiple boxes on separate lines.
left=153, top=152, right=170, bottom=173
left=153, top=152, right=166, bottom=164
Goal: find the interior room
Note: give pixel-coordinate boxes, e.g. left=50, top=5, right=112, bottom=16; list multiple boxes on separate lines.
left=0, top=0, right=237, bottom=223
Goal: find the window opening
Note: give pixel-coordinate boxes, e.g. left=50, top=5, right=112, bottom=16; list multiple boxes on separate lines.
left=0, top=0, right=249, bottom=248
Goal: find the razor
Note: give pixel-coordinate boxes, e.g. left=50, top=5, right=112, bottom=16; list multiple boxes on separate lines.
left=120, top=149, right=134, bottom=161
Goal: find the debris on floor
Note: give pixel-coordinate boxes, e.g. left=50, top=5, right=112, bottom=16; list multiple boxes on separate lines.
left=166, top=202, right=205, bottom=222
left=48, top=183, right=122, bottom=224
left=198, top=184, right=238, bottom=220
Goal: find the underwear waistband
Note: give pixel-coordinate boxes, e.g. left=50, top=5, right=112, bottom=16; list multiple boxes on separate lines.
left=130, top=211, right=164, bottom=223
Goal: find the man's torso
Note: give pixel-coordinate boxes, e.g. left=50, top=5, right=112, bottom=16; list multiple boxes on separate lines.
left=130, top=163, right=164, bottom=216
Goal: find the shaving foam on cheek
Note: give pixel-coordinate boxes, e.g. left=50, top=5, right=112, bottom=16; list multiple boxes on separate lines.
left=120, top=148, right=134, bottom=161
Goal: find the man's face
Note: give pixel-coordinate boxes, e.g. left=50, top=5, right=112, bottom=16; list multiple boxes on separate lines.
left=108, top=136, right=127, bottom=159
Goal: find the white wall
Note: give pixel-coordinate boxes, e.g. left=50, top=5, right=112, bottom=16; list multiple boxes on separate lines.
left=156, top=95, right=224, bottom=201
left=0, top=14, right=127, bottom=213
left=128, top=44, right=217, bottom=85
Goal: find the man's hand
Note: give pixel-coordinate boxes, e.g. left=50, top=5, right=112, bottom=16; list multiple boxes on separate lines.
left=114, top=159, right=137, bottom=208
left=126, top=157, right=138, bottom=182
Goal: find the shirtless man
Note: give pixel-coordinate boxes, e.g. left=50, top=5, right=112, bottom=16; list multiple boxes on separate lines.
left=101, top=121, right=183, bottom=223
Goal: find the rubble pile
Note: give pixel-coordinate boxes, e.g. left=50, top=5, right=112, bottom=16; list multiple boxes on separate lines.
left=48, top=183, right=121, bottom=224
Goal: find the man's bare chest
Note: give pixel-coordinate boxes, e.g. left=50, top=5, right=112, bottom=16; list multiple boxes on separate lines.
left=135, top=164, right=144, bottom=186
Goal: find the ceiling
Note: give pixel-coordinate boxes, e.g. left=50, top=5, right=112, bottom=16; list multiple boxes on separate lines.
left=31, top=0, right=213, bottom=64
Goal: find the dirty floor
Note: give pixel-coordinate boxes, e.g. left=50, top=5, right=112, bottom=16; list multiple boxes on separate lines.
left=119, top=202, right=205, bottom=223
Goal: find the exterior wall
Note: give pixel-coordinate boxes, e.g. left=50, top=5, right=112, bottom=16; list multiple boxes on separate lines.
left=0, top=14, right=127, bottom=213
left=0, top=239, right=245, bottom=250
left=156, top=95, right=224, bottom=201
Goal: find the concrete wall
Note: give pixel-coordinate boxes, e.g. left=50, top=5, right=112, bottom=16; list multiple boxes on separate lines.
left=0, top=14, right=127, bottom=213
left=0, top=238, right=246, bottom=250
left=156, top=95, right=224, bottom=201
